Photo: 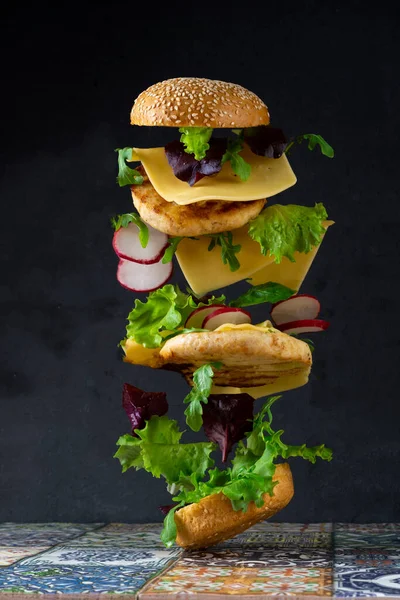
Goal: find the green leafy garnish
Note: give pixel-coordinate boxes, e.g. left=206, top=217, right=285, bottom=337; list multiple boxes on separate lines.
left=230, top=282, right=295, bottom=308
left=221, top=135, right=252, bottom=181
left=248, top=203, right=328, bottom=263
left=285, top=134, right=334, bottom=158
left=160, top=504, right=184, bottom=548
left=184, top=363, right=222, bottom=431
left=114, top=415, right=215, bottom=484
left=208, top=232, right=242, bottom=272
left=179, top=127, right=213, bottom=160
left=174, top=395, right=332, bottom=515
left=111, top=212, right=149, bottom=248
left=115, top=148, right=144, bottom=187
left=162, top=237, right=183, bottom=264
left=124, top=284, right=225, bottom=348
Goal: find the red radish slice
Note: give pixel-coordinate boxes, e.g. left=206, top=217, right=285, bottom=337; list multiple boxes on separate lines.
left=271, top=294, right=321, bottom=326
left=185, top=305, right=226, bottom=329
left=117, top=258, right=173, bottom=292
left=202, top=307, right=251, bottom=331
left=278, top=319, right=330, bottom=335
left=112, top=222, right=168, bottom=264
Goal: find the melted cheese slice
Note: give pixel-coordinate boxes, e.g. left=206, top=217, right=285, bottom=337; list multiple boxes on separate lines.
left=130, top=145, right=296, bottom=205
left=123, top=339, right=163, bottom=368
left=176, top=221, right=333, bottom=296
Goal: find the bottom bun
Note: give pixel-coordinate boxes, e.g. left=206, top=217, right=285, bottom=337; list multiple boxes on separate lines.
left=175, top=463, right=293, bottom=549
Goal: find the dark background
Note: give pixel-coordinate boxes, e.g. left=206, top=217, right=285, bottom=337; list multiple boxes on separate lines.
left=1, top=1, right=399, bottom=523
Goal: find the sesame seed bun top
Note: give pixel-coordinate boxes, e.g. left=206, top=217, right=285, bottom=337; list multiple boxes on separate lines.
left=130, top=77, right=270, bottom=128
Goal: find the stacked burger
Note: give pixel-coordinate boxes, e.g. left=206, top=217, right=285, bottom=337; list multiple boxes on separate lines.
left=112, top=78, right=334, bottom=548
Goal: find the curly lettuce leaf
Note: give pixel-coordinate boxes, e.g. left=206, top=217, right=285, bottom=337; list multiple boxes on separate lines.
left=115, top=415, right=215, bottom=485
left=124, top=285, right=226, bottom=348
left=230, top=282, right=295, bottom=308
left=161, top=503, right=184, bottom=548
left=179, top=127, right=213, bottom=160
left=248, top=203, right=328, bottom=263
left=184, top=363, right=222, bottom=432
left=115, top=148, right=144, bottom=187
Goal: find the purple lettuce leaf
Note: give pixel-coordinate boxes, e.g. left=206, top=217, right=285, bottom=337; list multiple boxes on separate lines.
left=122, top=383, right=168, bottom=435
left=244, top=126, right=287, bottom=158
left=165, top=139, right=227, bottom=186
left=159, top=504, right=176, bottom=515
left=202, top=393, right=254, bottom=462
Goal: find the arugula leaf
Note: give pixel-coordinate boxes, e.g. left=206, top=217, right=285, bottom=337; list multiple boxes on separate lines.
left=221, top=135, right=252, bottom=181
left=111, top=212, right=149, bottom=248
left=179, top=127, right=213, bottom=160
left=230, top=282, right=295, bottom=308
left=124, top=285, right=226, bottom=348
left=208, top=232, right=241, bottom=272
left=162, top=237, right=184, bottom=264
left=161, top=503, right=184, bottom=548
left=285, top=134, right=334, bottom=158
left=115, top=148, right=144, bottom=187
left=184, top=363, right=222, bottom=432
left=248, top=203, right=328, bottom=263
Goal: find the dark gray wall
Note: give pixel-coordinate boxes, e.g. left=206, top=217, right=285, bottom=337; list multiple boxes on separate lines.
left=1, top=2, right=399, bottom=523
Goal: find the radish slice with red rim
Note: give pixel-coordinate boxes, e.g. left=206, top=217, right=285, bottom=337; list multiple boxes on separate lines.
left=271, top=294, right=321, bottom=326
left=113, top=222, right=168, bottom=264
left=117, top=258, right=173, bottom=292
left=185, top=305, right=226, bottom=329
left=278, top=319, right=330, bottom=335
left=202, top=307, right=251, bottom=331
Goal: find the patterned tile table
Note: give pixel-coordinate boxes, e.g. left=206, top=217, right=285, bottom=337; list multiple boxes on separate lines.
left=0, top=523, right=399, bottom=598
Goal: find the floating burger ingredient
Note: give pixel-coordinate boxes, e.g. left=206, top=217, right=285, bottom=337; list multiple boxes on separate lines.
left=112, top=77, right=334, bottom=296
left=115, top=384, right=332, bottom=548
left=111, top=78, right=335, bottom=548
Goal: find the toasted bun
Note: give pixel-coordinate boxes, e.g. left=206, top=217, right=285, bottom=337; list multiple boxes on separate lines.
left=130, top=77, right=270, bottom=128
left=131, top=166, right=266, bottom=236
left=159, top=324, right=312, bottom=388
left=175, top=463, right=293, bottom=549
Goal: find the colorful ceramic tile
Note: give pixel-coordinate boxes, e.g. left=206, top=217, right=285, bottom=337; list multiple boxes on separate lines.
left=251, top=522, right=333, bottom=533
left=0, top=523, right=103, bottom=547
left=335, top=547, right=400, bottom=568
left=180, top=546, right=332, bottom=568
left=141, top=565, right=333, bottom=596
left=336, top=524, right=400, bottom=533
left=68, top=525, right=166, bottom=548
left=334, top=566, right=400, bottom=597
left=216, top=530, right=332, bottom=549
left=0, top=547, right=50, bottom=567
left=335, top=532, right=400, bottom=549
left=0, top=565, right=149, bottom=594
left=18, top=544, right=181, bottom=568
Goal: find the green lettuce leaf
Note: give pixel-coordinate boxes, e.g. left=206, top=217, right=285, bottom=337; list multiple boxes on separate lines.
left=208, top=232, right=241, bottom=272
left=184, top=363, right=222, bottom=432
left=248, top=203, right=328, bottom=263
left=115, top=415, right=215, bottom=485
left=124, top=285, right=226, bottom=348
left=221, top=136, right=252, bottom=181
left=160, top=504, right=184, bottom=548
left=179, top=127, right=213, bottom=160
left=230, top=282, right=295, bottom=308
left=111, top=212, right=149, bottom=248
left=115, top=148, right=144, bottom=187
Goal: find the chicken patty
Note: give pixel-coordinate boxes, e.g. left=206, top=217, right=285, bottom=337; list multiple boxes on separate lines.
left=131, top=166, right=266, bottom=237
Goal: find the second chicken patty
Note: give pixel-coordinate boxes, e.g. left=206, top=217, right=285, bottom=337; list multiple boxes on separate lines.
left=131, top=166, right=266, bottom=237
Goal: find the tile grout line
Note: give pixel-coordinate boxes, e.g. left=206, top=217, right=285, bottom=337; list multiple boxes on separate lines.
left=136, top=548, right=184, bottom=600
